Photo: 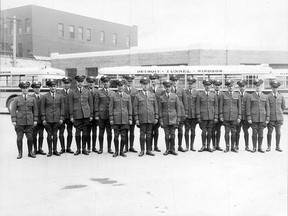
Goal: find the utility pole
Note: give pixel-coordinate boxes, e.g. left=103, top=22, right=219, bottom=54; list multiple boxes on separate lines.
left=7, top=16, right=20, bottom=67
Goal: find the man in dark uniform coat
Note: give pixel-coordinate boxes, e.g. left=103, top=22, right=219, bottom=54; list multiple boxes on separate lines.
left=159, top=80, right=181, bottom=156
left=134, top=77, right=158, bottom=157
left=86, top=76, right=98, bottom=153
left=266, top=81, right=286, bottom=152
left=148, top=73, right=164, bottom=152
left=94, top=75, right=114, bottom=154
left=69, top=75, right=93, bottom=156
left=184, top=76, right=198, bottom=151
left=196, top=79, right=218, bottom=152
left=109, top=79, right=132, bottom=157
left=219, top=80, right=241, bottom=153
left=123, top=74, right=138, bottom=153
left=170, top=74, right=188, bottom=153
left=246, top=79, right=270, bottom=153
left=31, top=81, right=46, bottom=155
left=58, top=77, right=74, bottom=154
left=235, top=80, right=251, bottom=151
left=211, top=80, right=224, bottom=151
left=11, top=81, right=38, bottom=159
left=41, top=80, right=65, bottom=157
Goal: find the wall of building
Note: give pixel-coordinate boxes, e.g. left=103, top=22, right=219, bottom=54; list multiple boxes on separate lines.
left=51, top=49, right=288, bottom=76
left=0, top=5, right=138, bottom=57
left=1, top=55, right=51, bottom=67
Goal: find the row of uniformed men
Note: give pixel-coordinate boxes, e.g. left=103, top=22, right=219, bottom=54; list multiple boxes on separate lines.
left=11, top=73, right=285, bottom=159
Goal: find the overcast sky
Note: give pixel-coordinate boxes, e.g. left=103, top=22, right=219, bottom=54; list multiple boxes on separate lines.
left=2, top=0, right=288, bottom=51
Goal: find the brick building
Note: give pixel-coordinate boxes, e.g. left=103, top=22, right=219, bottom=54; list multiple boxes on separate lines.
left=0, top=5, right=138, bottom=58
left=51, top=47, right=288, bottom=78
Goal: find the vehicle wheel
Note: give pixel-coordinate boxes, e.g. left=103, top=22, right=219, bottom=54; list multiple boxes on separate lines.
left=7, top=97, right=15, bottom=113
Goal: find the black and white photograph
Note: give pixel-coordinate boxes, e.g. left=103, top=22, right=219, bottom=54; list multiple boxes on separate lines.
left=0, top=0, right=287, bottom=215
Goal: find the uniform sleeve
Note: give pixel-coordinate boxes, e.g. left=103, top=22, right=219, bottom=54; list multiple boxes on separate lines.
left=214, top=94, right=218, bottom=119
left=94, top=91, right=100, bottom=118
left=237, top=95, right=242, bottom=120
left=133, top=95, right=139, bottom=121
left=11, top=97, right=18, bottom=123
left=128, top=95, right=132, bottom=121
left=265, top=96, right=270, bottom=122
left=158, top=97, right=163, bottom=125
left=176, top=95, right=181, bottom=123
left=246, top=95, right=252, bottom=121
left=154, top=94, right=159, bottom=120
left=196, top=94, right=201, bottom=119
left=88, top=91, right=93, bottom=118
left=219, top=94, right=224, bottom=119
left=40, top=95, right=46, bottom=122
left=109, top=95, right=114, bottom=122
left=281, top=95, right=286, bottom=111
left=182, top=89, right=188, bottom=116
left=68, top=91, right=74, bottom=119
left=33, top=97, right=38, bottom=122
left=60, top=95, right=65, bottom=121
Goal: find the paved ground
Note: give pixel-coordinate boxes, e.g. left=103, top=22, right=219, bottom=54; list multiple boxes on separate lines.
left=0, top=114, right=287, bottom=216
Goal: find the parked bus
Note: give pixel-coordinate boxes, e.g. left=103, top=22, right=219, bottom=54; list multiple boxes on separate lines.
left=96, top=64, right=288, bottom=107
left=0, top=66, right=65, bottom=112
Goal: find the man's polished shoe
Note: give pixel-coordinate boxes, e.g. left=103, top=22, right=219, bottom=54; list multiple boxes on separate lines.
left=92, top=148, right=98, bottom=153
left=212, top=146, right=216, bottom=151
left=190, top=147, right=196, bottom=151
left=97, top=150, right=103, bottom=154
left=163, top=150, right=169, bottom=155
left=245, top=147, right=251, bottom=152
left=74, top=150, right=81, bottom=156
left=47, top=152, right=52, bottom=157
left=32, top=150, right=37, bottom=155
left=258, top=149, right=265, bottom=153
left=87, top=149, right=91, bottom=153
left=129, top=147, right=137, bottom=153
left=120, top=152, right=127, bottom=157
left=17, top=153, right=22, bottom=159
left=146, top=151, right=155, bottom=156
left=38, top=149, right=46, bottom=155
left=178, top=146, right=185, bottom=152
left=59, top=149, right=65, bottom=154
left=170, top=150, right=178, bottom=156
left=231, top=148, right=238, bottom=153
left=224, top=148, right=229, bottom=153
left=276, top=147, right=282, bottom=152
left=66, top=149, right=74, bottom=154
left=198, top=147, right=206, bottom=152
left=251, top=148, right=256, bottom=153
left=266, top=147, right=271, bottom=152
left=53, top=151, right=61, bottom=156
left=207, top=148, right=213, bottom=152
left=28, top=153, right=36, bottom=158
left=138, top=151, right=144, bottom=157
left=82, top=150, right=89, bottom=155
left=216, top=147, right=223, bottom=151
left=113, top=152, right=118, bottom=157
left=154, top=147, right=161, bottom=152
left=108, top=149, right=114, bottom=154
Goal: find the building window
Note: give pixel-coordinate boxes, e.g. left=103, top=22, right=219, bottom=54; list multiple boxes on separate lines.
left=100, top=31, right=105, bottom=44
left=69, top=25, right=75, bottom=38
left=25, top=18, right=30, bottom=33
left=113, top=33, right=117, bottom=45
left=78, top=27, right=83, bottom=40
left=126, top=36, right=130, bottom=47
left=86, top=67, right=98, bottom=77
left=86, top=28, right=91, bottom=41
left=18, top=20, right=22, bottom=34
left=58, top=23, right=64, bottom=37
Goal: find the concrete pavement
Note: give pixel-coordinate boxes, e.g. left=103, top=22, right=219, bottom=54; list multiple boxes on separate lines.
left=0, top=114, right=287, bottom=216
